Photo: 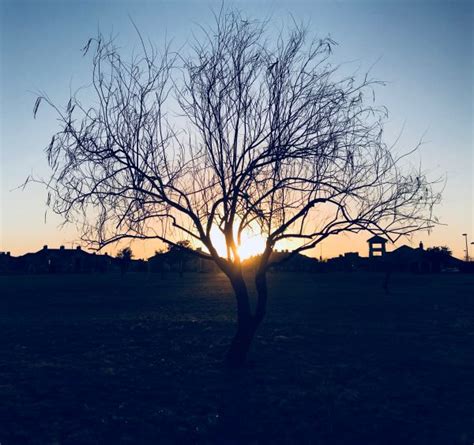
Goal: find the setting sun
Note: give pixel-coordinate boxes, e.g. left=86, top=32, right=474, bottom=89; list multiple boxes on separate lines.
left=209, top=225, right=266, bottom=260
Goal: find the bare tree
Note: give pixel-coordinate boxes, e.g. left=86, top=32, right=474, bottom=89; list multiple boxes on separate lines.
left=34, top=10, right=439, bottom=366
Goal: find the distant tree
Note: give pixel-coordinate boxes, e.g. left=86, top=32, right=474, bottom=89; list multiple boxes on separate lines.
left=426, top=246, right=452, bottom=272
left=148, top=248, right=169, bottom=278
left=117, top=247, right=133, bottom=275
left=426, top=246, right=452, bottom=257
left=34, top=10, right=439, bottom=366
left=166, top=240, right=192, bottom=277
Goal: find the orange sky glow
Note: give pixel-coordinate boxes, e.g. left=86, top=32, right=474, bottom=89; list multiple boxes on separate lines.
left=1, top=0, right=472, bottom=261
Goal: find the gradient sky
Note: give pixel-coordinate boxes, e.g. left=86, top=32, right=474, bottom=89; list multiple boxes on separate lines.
left=1, top=0, right=472, bottom=259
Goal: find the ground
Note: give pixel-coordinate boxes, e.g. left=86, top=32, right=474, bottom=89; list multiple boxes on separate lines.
left=0, top=272, right=473, bottom=444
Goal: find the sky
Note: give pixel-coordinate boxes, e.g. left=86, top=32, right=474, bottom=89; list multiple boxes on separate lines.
left=1, top=0, right=472, bottom=260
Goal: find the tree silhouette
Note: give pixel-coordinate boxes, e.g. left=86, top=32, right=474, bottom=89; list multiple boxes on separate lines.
left=167, top=240, right=192, bottom=277
left=426, top=246, right=452, bottom=257
left=34, top=10, right=439, bottom=366
left=117, top=247, right=134, bottom=275
left=426, top=246, right=452, bottom=272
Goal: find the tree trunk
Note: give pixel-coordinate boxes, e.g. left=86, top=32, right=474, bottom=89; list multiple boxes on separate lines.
left=225, top=270, right=268, bottom=368
left=225, top=272, right=255, bottom=367
left=226, top=316, right=258, bottom=367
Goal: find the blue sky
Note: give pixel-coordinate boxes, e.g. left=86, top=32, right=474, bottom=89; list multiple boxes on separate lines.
left=1, top=0, right=472, bottom=259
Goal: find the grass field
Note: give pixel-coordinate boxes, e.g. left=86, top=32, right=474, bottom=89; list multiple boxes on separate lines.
left=0, top=272, right=473, bottom=444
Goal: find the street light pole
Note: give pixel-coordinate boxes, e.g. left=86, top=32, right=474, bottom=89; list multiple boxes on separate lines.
left=462, top=233, right=469, bottom=262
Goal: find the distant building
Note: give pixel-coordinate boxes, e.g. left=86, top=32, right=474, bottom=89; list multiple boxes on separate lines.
left=388, top=244, right=464, bottom=273
left=247, top=250, right=321, bottom=273
left=367, top=235, right=387, bottom=258
left=0, top=245, right=118, bottom=274
left=0, top=251, right=15, bottom=274
left=147, top=248, right=218, bottom=274
left=1, top=238, right=470, bottom=275
left=325, top=237, right=466, bottom=274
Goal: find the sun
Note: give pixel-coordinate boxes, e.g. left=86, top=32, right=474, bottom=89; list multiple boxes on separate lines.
left=237, top=230, right=267, bottom=260
left=209, top=225, right=266, bottom=260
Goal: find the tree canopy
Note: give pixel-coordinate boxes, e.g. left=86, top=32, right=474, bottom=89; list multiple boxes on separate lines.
left=35, top=11, right=438, bottom=269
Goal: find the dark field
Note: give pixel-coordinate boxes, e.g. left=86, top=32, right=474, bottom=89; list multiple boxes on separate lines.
left=0, top=272, right=473, bottom=444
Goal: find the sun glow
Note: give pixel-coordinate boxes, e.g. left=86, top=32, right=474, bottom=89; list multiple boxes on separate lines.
left=209, top=225, right=266, bottom=260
